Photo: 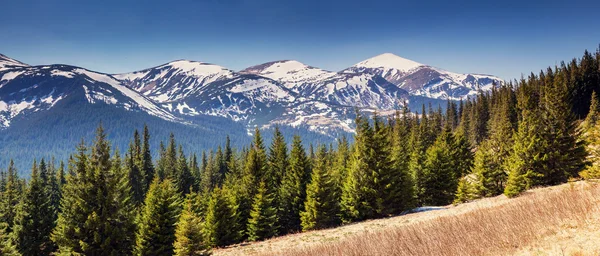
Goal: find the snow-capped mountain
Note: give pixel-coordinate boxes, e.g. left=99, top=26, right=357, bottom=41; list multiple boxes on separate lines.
left=0, top=54, right=29, bottom=71
left=117, top=60, right=297, bottom=124
left=114, top=60, right=236, bottom=103
left=0, top=52, right=503, bottom=135
left=241, top=60, right=336, bottom=93
left=346, top=53, right=502, bottom=100
left=0, top=64, right=178, bottom=128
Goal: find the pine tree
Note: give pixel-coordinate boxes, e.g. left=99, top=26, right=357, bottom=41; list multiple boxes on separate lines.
left=267, top=126, right=288, bottom=191
left=52, top=126, right=136, bottom=255
left=454, top=176, right=479, bottom=204
left=340, top=115, right=379, bottom=222
left=419, top=128, right=460, bottom=206
left=385, top=109, right=416, bottom=214
left=503, top=108, right=545, bottom=197
left=189, top=153, right=201, bottom=192
left=173, top=197, right=210, bottom=256
left=473, top=92, right=515, bottom=196
left=203, top=187, right=240, bottom=247
left=134, top=179, right=182, bottom=256
left=13, top=160, right=57, bottom=256
left=127, top=135, right=145, bottom=206
left=539, top=69, right=587, bottom=185
left=300, top=145, right=339, bottom=231
left=175, top=146, right=194, bottom=195
left=247, top=181, right=278, bottom=241
left=0, top=223, right=19, bottom=256
left=0, top=160, right=21, bottom=231
left=584, top=91, right=600, bottom=131
left=141, top=124, right=155, bottom=193
left=582, top=121, right=600, bottom=179
left=277, top=135, right=311, bottom=234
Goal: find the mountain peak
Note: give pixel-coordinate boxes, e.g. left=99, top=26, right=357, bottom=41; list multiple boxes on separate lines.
left=354, top=53, right=424, bottom=72
left=241, top=59, right=335, bottom=88
left=0, top=53, right=29, bottom=71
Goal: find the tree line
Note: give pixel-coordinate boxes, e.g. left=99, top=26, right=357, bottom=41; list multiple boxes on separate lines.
left=0, top=47, right=599, bottom=255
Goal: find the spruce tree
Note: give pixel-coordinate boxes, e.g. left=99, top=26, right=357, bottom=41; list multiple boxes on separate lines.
left=13, top=160, right=56, bottom=255
left=419, top=128, right=460, bottom=206
left=52, top=126, right=136, bottom=255
left=267, top=126, right=288, bottom=191
left=127, top=137, right=145, bottom=206
left=173, top=196, right=210, bottom=256
left=0, top=223, right=19, bottom=256
left=473, top=92, right=515, bottom=196
left=539, top=70, right=587, bottom=185
left=247, top=181, right=278, bottom=241
left=203, top=187, right=240, bottom=247
left=141, top=125, right=155, bottom=193
left=175, top=146, right=194, bottom=195
left=454, top=176, right=479, bottom=204
left=300, top=146, right=339, bottom=231
left=134, top=179, right=182, bottom=256
left=277, top=135, right=311, bottom=234
left=0, top=160, right=20, bottom=231
left=340, top=115, right=379, bottom=222
left=385, top=109, right=416, bottom=214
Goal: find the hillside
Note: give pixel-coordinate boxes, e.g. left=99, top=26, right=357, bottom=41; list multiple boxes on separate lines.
left=214, top=181, right=600, bottom=256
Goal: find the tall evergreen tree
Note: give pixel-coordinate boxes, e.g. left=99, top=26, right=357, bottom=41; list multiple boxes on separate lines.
left=0, top=160, right=21, bottom=231
left=173, top=198, right=210, bottom=256
left=52, top=126, right=136, bottom=255
left=277, top=135, right=310, bottom=234
left=247, top=181, right=278, bottom=241
left=127, top=136, right=145, bottom=206
left=340, top=115, right=379, bottom=222
left=539, top=69, right=588, bottom=185
left=267, top=127, right=288, bottom=189
left=584, top=91, right=600, bottom=130
left=134, top=179, right=182, bottom=256
left=203, top=187, right=241, bottom=247
left=300, top=145, right=340, bottom=231
left=0, top=223, right=19, bottom=256
left=175, top=146, right=194, bottom=195
left=473, top=90, right=515, bottom=196
left=419, top=128, right=460, bottom=205
left=141, top=125, right=155, bottom=193
left=385, top=109, right=416, bottom=214
left=13, top=160, right=56, bottom=256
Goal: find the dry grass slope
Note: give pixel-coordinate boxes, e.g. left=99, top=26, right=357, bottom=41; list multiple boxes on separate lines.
left=215, top=181, right=600, bottom=256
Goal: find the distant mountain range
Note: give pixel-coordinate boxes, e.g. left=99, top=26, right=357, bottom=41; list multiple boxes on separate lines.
left=0, top=52, right=502, bottom=171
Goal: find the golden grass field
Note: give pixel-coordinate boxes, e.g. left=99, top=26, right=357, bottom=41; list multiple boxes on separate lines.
left=214, top=181, right=600, bottom=256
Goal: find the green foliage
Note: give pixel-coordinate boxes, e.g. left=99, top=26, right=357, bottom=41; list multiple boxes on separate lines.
left=134, top=178, right=182, bottom=256
left=277, top=135, right=310, bottom=234
left=419, top=128, right=460, bottom=206
left=340, top=115, right=379, bottom=222
left=0, top=223, right=20, bottom=256
left=173, top=198, right=210, bottom=256
left=203, top=187, right=241, bottom=246
left=52, top=126, right=136, bottom=255
left=0, top=160, right=22, bottom=232
left=301, top=146, right=340, bottom=231
left=247, top=182, right=278, bottom=241
left=454, top=175, right=479, bottom=204
left=13, top=160, right=56, bottom=255
left=582, top=122, right=600, bottom=179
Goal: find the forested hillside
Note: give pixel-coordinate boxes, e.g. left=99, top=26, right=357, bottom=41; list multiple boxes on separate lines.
left=0, top=47, right=599, bottom=255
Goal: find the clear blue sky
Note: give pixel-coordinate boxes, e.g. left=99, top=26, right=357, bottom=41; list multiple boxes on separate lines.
left=1, top=0, right=599, bottom=80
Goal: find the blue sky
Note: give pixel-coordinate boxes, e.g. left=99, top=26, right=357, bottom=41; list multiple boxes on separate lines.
left=1, top=0, right=599, bottom=80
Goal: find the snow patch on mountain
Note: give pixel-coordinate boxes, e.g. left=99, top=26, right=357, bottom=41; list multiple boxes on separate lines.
left=0, top=54, right=29, bottom=71
left=353, top=53, right=424, bottom=73
left=241, top=60, right=336, bottom=91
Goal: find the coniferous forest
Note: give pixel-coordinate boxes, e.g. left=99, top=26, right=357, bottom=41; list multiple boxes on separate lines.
left=1, top=48, right=600, bottom=255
